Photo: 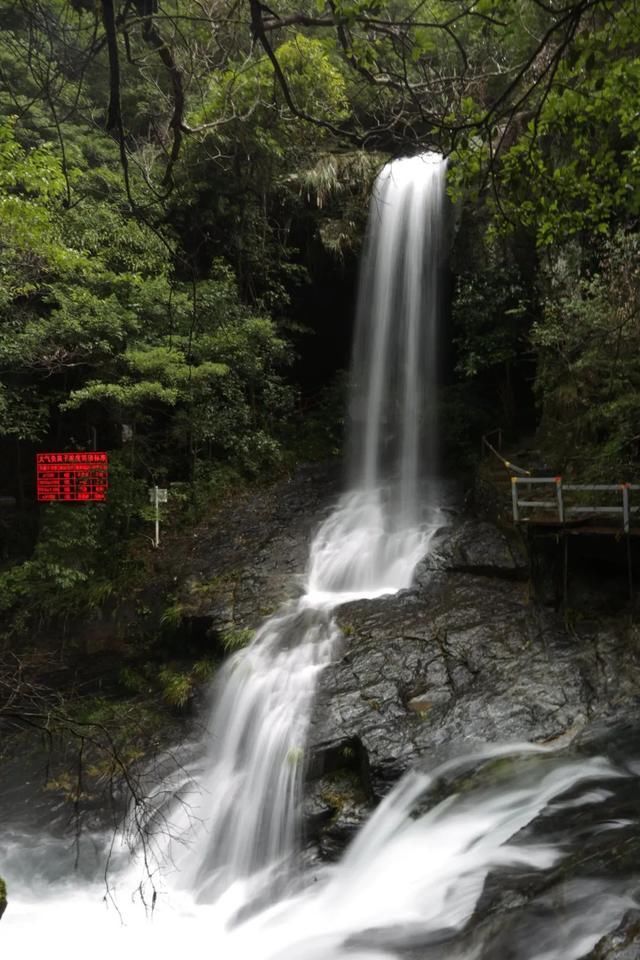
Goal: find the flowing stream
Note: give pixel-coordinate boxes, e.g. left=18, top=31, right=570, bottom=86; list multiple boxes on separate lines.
left=2, top=154, right=638, bottom=957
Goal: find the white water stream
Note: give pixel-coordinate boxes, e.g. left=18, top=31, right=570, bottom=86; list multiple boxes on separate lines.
left=2, top=154, right=638, bottom=957
left=3, top=748, right=635, bottom=960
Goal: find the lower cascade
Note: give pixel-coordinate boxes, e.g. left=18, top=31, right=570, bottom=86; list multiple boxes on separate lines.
left=3, top=153, right=639, bottom=959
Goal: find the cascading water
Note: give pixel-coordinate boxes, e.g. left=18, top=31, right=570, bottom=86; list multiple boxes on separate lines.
left=4, top=745, right=637, bottom=960
left=349, top=154, right=446, bottom=512
left=127, top=152, right=449, bottom=905
left=3, top=154, right=639, bottom=959
left=307, top=153, right=448, bottom=602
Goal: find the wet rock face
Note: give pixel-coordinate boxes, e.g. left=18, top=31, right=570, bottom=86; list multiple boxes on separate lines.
left=587, top=915, right=640, bottom=960
left=425, top=519, right=529, bottom=579
left=305, top=517, right=640, bottom=857
left=173, top=462, right=342, bottom=639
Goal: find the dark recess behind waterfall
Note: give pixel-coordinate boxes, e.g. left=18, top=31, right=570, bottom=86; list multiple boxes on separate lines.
left=288, top=208, right=537, bottom=454
left=288, top=233, right=357, bottom=394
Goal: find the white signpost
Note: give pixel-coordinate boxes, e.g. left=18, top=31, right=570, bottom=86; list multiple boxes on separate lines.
left=148, top=486, right=168, bottom=547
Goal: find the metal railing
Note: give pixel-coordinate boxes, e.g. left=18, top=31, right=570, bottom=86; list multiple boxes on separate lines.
left=511, top=478, right=640, bottom=533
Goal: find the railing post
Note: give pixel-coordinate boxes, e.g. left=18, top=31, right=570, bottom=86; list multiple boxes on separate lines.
left=622, top=483, right=630, bottom=534
left=511, top=477, right=520, bottom=523
left=154, top=485, right=160, bottom=548
left=622, top=484, right=634, bottom=610
left=556, top=476, right=564, bottom=524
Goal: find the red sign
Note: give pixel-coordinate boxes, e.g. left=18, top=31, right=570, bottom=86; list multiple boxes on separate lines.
left=36, top=452, right=108, bottom=502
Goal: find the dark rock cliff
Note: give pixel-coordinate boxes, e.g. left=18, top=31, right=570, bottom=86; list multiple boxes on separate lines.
left=301, top=516, right=640, bottom=959
left=306, top=520, right=639, bottom=847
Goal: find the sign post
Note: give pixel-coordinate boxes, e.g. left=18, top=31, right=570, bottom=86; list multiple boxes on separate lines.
left=148, top=486, right=168, bottom=547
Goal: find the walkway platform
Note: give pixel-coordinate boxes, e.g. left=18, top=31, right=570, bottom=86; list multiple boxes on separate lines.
left=481, top=432, right=640, bottom=537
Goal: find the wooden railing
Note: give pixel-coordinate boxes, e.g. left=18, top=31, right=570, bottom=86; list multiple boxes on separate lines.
left=511, top=478, right=640, bottom=533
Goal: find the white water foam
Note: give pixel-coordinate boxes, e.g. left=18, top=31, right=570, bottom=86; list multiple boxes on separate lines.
left=2, top=748, right=635, bottom=960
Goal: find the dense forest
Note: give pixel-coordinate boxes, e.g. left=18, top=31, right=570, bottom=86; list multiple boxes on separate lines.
left=1, top=0, right=639, bottom=773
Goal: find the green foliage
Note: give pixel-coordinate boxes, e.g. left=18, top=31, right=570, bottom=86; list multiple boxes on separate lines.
left=221, top=626, right=254, bottom=653
left=0, top=104, right=297, bottom=635
left=160, top=600, right=185, bottom=629
left=0, top=505, right=107, bottom=622
left=157, top=667, right=193, bottom=709
left=121, top=659, right=215, bottom=710
left=192, top=658, right=216, bottom=682
left=284, top=371, right=347, bottom=463
left=50, top=693, right=173, bottom=795
left=285, top=151, right=380, bottom=258
left=192, top=34, right=348, bottom=142
left=453, top=251, right=530, bottom=380
left=533, top=231, right=640, bottom=479
left=0, top=114, right=294, bottom=471
left=0, top=450, right=153, bottom=632
left=56, top=267, right=294, bottom=474
left=448, top=6, right=640, bottom=249
left=172, top=30, right=360, bottom=307
left=502, top=23, right=640, bottom=245
left=447, top=2, right=640, bottom=478
left=449, top=205, right=537, bottom=440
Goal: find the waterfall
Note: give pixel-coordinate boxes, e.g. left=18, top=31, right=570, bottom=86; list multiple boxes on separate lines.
left=306, top=153, right=448, bottom=603
left=135, top=153, right=448, bottom=902
left=349, top=153, right=447, bottom=516
left=5, top=154, right=635, bottom=960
